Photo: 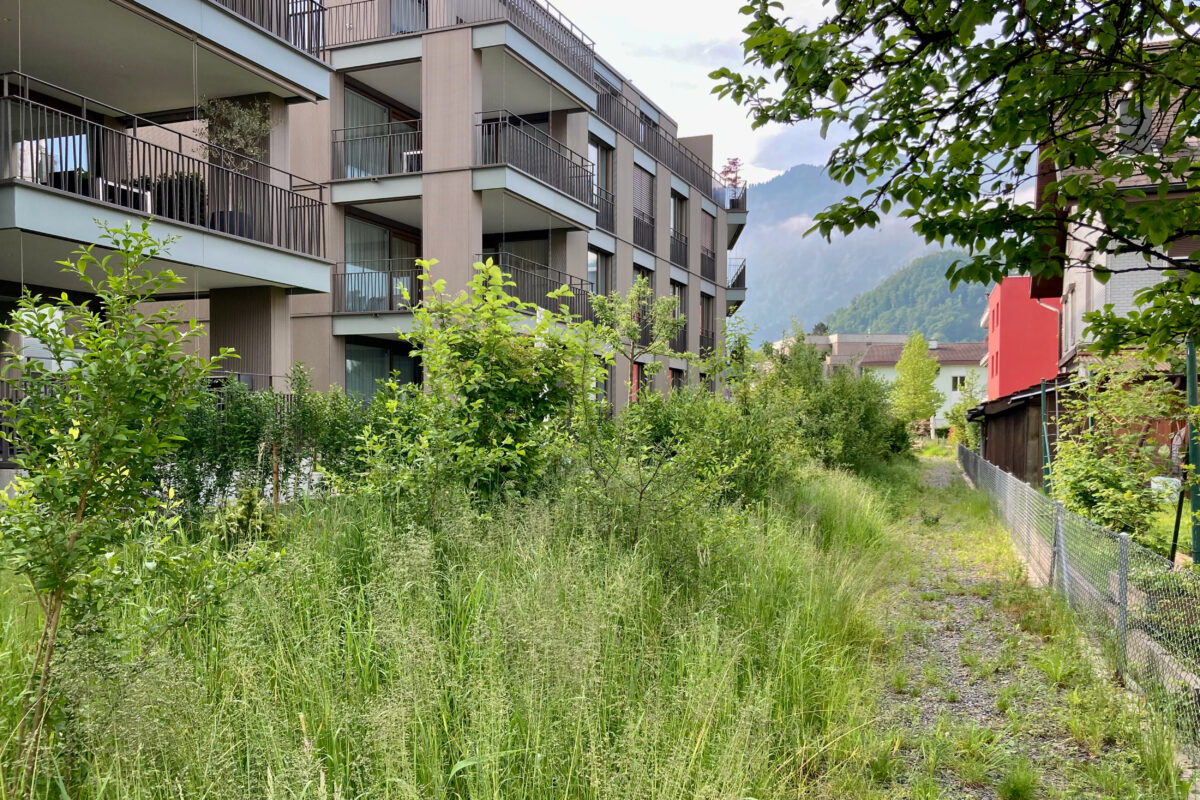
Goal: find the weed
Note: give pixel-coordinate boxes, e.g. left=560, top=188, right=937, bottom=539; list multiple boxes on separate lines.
left=996, top=758, right=1040, bottom=800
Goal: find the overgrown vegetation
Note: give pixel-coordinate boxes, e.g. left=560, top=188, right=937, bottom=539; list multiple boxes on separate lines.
left=1051, top=352, right=1187, bottom=538
left=0, top=230, right=1183, bottom=797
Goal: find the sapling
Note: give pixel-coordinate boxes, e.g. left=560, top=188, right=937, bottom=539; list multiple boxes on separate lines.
left=0, top=222, right=229, bottom=793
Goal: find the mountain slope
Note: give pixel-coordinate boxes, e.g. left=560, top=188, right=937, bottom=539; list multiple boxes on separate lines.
left=733, top=164, right=935, bottom=344
left=822, top=251, right=988, bottom=341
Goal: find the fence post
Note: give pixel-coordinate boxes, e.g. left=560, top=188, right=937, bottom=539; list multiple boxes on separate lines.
left=1117, top=532, right=1130, bottom=674
left=1055, top=502, right=1070, bottom=602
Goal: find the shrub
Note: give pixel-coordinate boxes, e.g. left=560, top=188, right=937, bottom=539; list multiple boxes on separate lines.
left=1051, top=353, right=1185, bottom=537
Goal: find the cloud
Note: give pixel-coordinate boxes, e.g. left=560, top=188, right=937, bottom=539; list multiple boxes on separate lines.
left=640, top=38, right=746, bottom=69
left=776, top=215, right=816, bottom=235
left=751, top=124, right=850, bottom=171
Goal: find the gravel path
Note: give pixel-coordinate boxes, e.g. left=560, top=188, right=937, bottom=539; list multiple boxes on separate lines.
left=865, top=458, right=1187, bottom=798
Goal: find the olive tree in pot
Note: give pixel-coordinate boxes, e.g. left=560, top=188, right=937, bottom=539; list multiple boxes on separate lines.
left=199, top=96, right=274, bottom=240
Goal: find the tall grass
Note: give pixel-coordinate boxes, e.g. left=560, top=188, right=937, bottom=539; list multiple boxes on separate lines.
left=0, top=461, right=896, bottom=798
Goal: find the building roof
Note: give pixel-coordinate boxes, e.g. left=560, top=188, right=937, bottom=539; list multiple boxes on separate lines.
left=859, top=342, right=987, bottom=368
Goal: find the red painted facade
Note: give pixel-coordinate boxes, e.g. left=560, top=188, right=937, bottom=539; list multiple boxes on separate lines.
left=986, top=277, right=1061, bottom=400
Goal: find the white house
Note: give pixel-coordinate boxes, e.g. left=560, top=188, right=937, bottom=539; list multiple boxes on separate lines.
left=858, top=341, right=987, bottom=430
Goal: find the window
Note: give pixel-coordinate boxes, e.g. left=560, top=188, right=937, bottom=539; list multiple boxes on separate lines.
left=635, top=265, right=654, bottom=292
left=670, top=368, right=685, bottom=390
left=671, top=281, right=686, bottom=318
left=587, top=248, right=611, bottom=294
left=952, top=375, right=966, bottom=391
left=345, top=341, right=418, bottom=401
left=633, top=166, right=654, bottom=216
left=670, top=193, right=687, bottom=236
left=587, top=137, right=612, bottom=194
left=343, top=217, right=421, bottom=312
left=700, top=293, right=714, bottom=333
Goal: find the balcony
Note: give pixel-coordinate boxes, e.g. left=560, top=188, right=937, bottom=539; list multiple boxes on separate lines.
left=332, top=122, right=423, bottom=179
left=727, top=258, right=747, bottom=315
left=479, top=252, right=594, bottom=322
left=595, top=92, right=723, bottom=203
left=324, top=0, right=596, bottom=81
left=633, top=209, right=656, bottom=252
left=699, top=329, right=716, bottom=356
left=596, top=186, right=615, bottom=233
left=207, top=0, right=327, bottom=56
left=475, top=111, right=595, bottom=207
left=0, top=74, right=325, bottom=262
left=670, top=325, right=688, bottom=354
left=332, top=260, right=422, bottom=314
left=700, top=246, right=716, bottom=281
left=670, top=230, right=688, bottom=268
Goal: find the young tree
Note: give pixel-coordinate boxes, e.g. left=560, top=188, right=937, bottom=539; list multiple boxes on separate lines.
left=947, top=372, right=983, bottom=451
left=713, top=1, right=1200, bottom=352
left=1051, top=354, right=1186, bottom=537
left=591, top=276, right=686, bottom=405
left=890, top=332, right=944, bottom=431
left=0, top=223, right=228, bottom=790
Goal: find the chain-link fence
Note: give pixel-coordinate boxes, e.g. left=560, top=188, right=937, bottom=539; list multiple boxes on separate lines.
left=959, top=443, right=1200, bottom=751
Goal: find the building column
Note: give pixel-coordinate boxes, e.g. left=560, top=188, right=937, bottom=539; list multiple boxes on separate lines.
left=209, top=286, right=293, bottom=390
left=421, top=27, right=483, bottom=295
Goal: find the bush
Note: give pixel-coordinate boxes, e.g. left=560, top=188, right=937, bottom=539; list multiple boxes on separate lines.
left=759, top=329, right=909, bottom=472
left=1051, top=353, right=1185, bottom=537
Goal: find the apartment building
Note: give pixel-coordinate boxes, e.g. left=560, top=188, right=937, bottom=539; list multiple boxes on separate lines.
left=285, top=0, right=750, bottom=405
left=1, top=0, right=750, bottom=413
left=1, top=0, right=332, bottom=388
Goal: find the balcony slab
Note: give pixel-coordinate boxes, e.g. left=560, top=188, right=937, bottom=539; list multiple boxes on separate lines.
left=0, top=183, right=329, bottom=293
left=472, top=167, right=595, bottom=230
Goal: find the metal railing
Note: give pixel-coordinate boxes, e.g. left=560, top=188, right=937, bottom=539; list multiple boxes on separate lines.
left=633, top=209, right=656, bottom=251
left=0, top=74, right=325, bottom=258
left=596, top=186, right=615, bottom=233
left=712, top=182, right=749, bottom=212
left=324, top=0, right=595, bottom=80
left=207, top=0, right=326, bottom=56
left=477, top=252, right=593, bottom=321
left=332, top=121, right=423, bottom=179
left=594, top=91, right=726, bottom=204
left=670, top=230, right=688, bottom=267
left=670, top=324, right=688, bottom=354
left=332, top=260, right=422, bottom=313
left=699, top=329, right=716, bottom=355
left=475, top=111, right=595, bottom=206
left=728, top=258, right=746, bottom=289
left=700, top=246, right=716, bottom=281
left=960, top=444, right=1200, bottom=755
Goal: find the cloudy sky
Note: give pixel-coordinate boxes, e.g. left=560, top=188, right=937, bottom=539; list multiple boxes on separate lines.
left=553, top=0, right=832, bottom=183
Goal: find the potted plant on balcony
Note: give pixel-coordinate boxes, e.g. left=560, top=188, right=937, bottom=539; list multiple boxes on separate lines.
left=151, top=170, right=207, bottom=226
left=199, top=96, right=274, bottom=239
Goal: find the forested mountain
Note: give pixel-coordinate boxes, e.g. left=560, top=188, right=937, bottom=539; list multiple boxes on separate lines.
left=822, top=251, right=988, bottom=341
left=733, top=165, right=934, bottom=344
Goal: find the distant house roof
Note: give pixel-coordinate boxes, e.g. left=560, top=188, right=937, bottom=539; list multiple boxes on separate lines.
left=859, top=342, right=987, bottom=368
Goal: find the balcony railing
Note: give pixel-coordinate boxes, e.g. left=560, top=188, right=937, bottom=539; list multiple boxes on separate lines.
left=475, top=111, right=595, bottom=206
left=633, top=209, right=655, bottom=251
left=596, top=186, right=615, bottom=233
left=700, top=246, right=716, bottom=280
left=714, top=182, right=749, bottom=212
left=669, top=230, right=688, bottom=267
left=728, top=258, right=747, bottom=290
left=207, top=0, right=327, bottom=56
left=0, top=73, right=325, bottom=258
left=595, top=92, right=723, bottom=203
left=478, top=252, right=594, bottom=322
left=670, top=325, right=688, bottom=354
left=325, top=0, right=595, bottom=81
left=332, top=260, right=422, bottom=313
left=699, top=329, right=716, bottom=355
left=332, top=121, right=423, bottom=179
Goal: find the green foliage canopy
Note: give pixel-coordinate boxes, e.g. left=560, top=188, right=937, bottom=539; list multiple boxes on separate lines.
left=714, top=0, right=1200, bottom=352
